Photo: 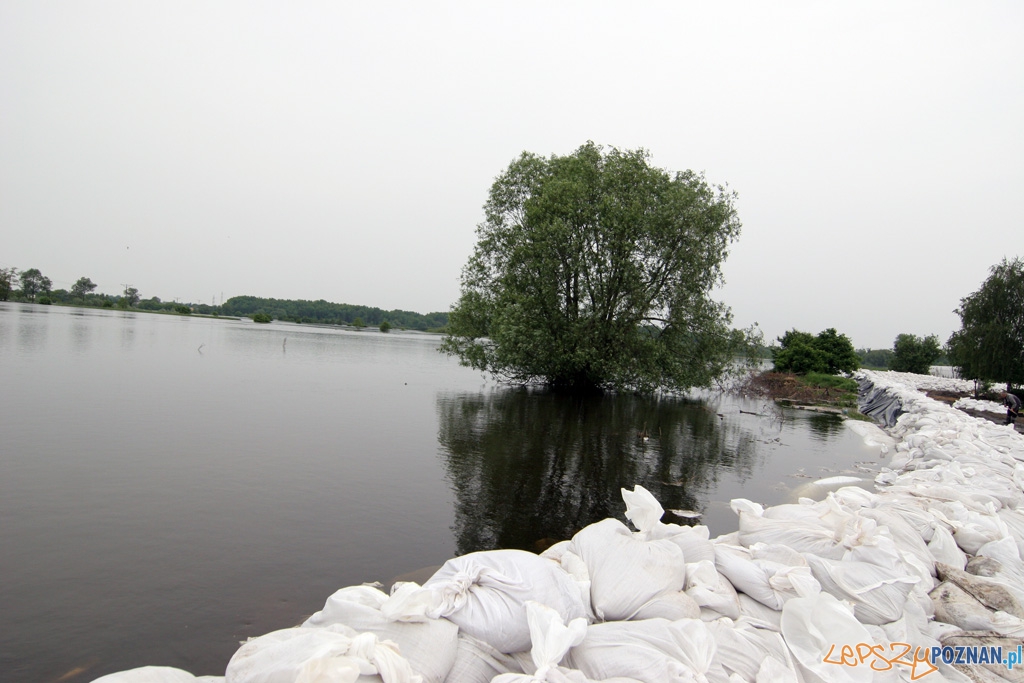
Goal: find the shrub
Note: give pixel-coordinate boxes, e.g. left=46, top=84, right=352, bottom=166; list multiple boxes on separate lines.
left=253, top=312, right=272, bottom=323
left=773, top=328, right=858, bottom=375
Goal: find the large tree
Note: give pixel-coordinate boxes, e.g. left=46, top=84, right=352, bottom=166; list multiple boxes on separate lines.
left=947, top=257, right=1024, bottom=389
left=71, top=276, right=97, bottom=300
left=0, top=267, right=16, bottom=301
left=889, top=333, right=942, bottom=375
left=18, top=268, right=52, bottom=301
left=441, top=142, right=756, bottom=393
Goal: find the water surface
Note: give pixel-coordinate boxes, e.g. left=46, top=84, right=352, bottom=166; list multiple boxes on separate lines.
left=0, top=303, right=886, bottom=682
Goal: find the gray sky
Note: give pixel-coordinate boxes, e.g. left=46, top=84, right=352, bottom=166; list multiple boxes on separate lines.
left=2, top=1, right=1021, bottom=349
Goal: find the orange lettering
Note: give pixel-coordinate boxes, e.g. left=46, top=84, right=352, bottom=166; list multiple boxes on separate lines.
left=823, top=643, right=844, bottom=665
left=910, top=647, right=938, bottom=680
left=869, top=644, right=893, bottom=671
left=888, top=642, right=912, bottom=668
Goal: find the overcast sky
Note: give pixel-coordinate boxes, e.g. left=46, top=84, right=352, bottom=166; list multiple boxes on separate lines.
left=2, top=1, right=1020, bottom=349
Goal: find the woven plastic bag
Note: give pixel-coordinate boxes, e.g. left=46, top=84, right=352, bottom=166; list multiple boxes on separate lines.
left=304, top=585, right=458, bottom=683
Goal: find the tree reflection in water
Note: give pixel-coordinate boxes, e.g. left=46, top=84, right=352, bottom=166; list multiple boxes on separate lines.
left=436, top=388, right=760, bottom=556
left=805, top=412, right=848, bottom=441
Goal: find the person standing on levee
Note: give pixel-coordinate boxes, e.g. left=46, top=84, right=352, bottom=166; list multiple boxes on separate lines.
left=1004, top=391, right=1021, bottom=425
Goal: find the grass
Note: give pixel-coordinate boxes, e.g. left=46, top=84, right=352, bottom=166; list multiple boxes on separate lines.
left=801, top=372, right=859, bottom=392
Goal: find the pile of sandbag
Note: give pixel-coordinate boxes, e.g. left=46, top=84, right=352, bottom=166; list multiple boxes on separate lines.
left=94, top=370, right=1024, bottom=683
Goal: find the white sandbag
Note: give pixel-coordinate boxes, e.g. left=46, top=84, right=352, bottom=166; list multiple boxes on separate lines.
left=927, top=524, right=967, bottom=569
left=732, top=499, right=846, bottom=560
left=805, top=554, right=919, bottom=625
left=304, top=585, right=458, bottom=683
left=539, top=542, right=594, bottom=621
left=736, top=593, right=782, bottom=632
left=443, top=633, right=523, bottom=683
left=571, top=518, right=684, bottom=622
left=713, top=543, right=819, bottom=611
left=565, top=618, right=716, bottom=683
left=684, top=560, right=740, bottom=621
left=856, top=506, right=936, bottom=576
left=92, top=668, right=201, bottom=683
left=225, top=624, right=421, bottom=683
left=706, top=618, right=799, bottom=682
left=780, top=592, right=873, bottom=683
left=623, top=485, right=716, bottom=564
left=489, top=601, right=594, bottom=683
left=392, top=550, right=586, bottom=654
left=650, top=524, right=716, bottom=565
left=627, top=591, right=700, bottom=621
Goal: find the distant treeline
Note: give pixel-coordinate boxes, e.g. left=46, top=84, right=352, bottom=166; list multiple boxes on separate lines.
left=221, top=296, right=448, bottom=331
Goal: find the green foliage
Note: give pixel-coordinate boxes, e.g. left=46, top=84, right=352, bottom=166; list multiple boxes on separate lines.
left=802, top=371, right=858, bottom=392
left=19, top=268, right=52, bottom=301
left=889, top=333, right=942, bottom=374
left=379, top=320, right=391, bottom=333
left=252, top=312, right=272, bottom=323
left=773, top=328, right=859, bottom=375
left=221, top=295, right=447, bottom=331
left=856, top=347, right=893, bottom=369
left=352, top=317, right=366, bottom=328
left=947, top=257, right=1024, bottom=388
left=0, top=267, right=17, bottom=301
left=37, top=295, right=52, bottom=305
left=441, top=141, right=759, bottom=393
left=174, top=304, right=191, bottom=315
left=71, top=277, right=97, bottom=299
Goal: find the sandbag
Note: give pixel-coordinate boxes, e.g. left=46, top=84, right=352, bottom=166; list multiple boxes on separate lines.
left=780, top=592, right=873, bottom=683
left=539, top=541, right=595, bottom=621
left=627, top=591, right=700, bottom=621
left=225, top=624, right=421, bottom=683
left=684, top=560, right=740, bottom=621
left=713, top=543, right=818, bottom=611
left=304, top=585, right=458, bottom=683
left=570, top=518, right=684, bottom=622
left=622, top=485, right=715, bottom=564
left=936, top=562, right=1024, bottom=619
left=564, top=618, right=716, bottom=683
left=930, top=581, right=1024, bottom=637
left=705, top=618, right=798, bottom=682
left=388, top=550, right=586, bottom=654
left=805, top=554, right=919, bottom=625
left=92, top=668, right=204, bottom=683
left=489, top=601, right=596, bottom=683
left=443, top=633, right=524, bottom=683
left=928, top=524, right=968, bottom=569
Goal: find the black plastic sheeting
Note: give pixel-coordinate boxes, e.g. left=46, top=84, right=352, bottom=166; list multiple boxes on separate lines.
left=857, top=376, right=904, bottom=427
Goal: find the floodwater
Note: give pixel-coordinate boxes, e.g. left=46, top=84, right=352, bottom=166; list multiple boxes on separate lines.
left=0, top=303, right=888, bottom=682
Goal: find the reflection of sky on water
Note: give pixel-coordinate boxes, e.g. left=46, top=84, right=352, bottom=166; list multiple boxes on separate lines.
left=438, top=389, right=885, bottom=550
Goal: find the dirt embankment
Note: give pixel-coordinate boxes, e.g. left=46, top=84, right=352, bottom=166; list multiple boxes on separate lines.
left=741, top=372, right=854, bottom=407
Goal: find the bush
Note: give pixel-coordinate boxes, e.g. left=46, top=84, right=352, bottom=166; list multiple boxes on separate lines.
left=379, top=321, right=391, bottom=333
left=37, top=296, right=52, bottom=305
left=174, top=305, right=192, bottom=315
left=889, top=333, right=941, bottom=374
left=253, top=312, right=272, bottom=323
left=773, top=328, right=858, bottom=375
